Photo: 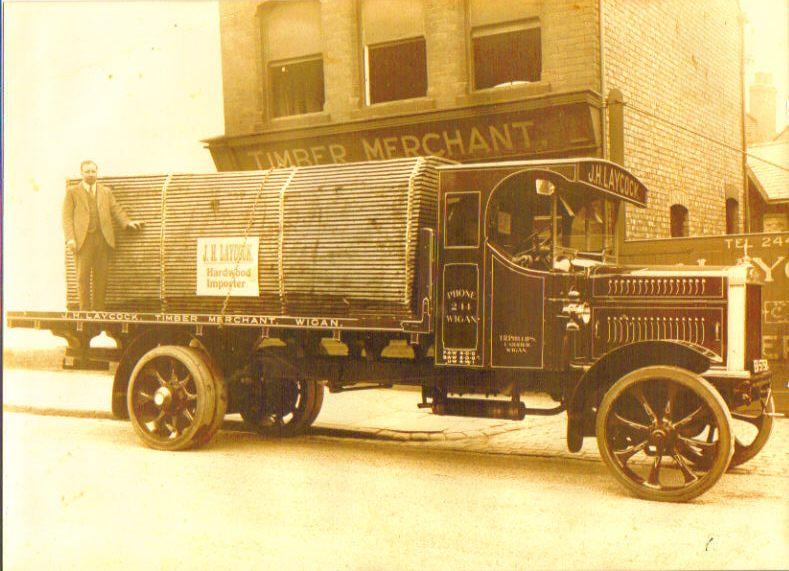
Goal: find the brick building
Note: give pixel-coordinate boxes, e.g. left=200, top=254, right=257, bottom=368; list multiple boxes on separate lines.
left=206, top=0, right=745, bottom=239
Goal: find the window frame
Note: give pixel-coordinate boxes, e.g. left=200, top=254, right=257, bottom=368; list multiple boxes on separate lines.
left=444, top=191, right=482, bottom=250
left=266, top=53, right=326, bottom=119
left=364, top=36, right=428, bottom=106
left=469, top=19, right=542, bottom=92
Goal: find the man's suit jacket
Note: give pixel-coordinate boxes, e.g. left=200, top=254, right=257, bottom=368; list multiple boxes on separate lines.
left=62, top=183, right=131, bottom=250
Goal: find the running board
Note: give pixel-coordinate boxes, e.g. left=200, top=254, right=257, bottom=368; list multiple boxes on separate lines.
left=328, top=383, right=394, bottom=393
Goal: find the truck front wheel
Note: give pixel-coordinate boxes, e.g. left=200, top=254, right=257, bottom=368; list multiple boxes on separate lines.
left=127, top=345, right=225, bottom=451
left=596, top=366, right=733, bottom=502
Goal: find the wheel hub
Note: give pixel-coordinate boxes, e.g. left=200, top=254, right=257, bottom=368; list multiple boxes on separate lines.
left=153, top=387, right=174, bottom=410
left=648, top=421, right=678, bottom=454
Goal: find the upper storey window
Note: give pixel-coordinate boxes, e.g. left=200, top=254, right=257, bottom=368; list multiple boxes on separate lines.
left=468, top=0, right=542, bottom=90
left=472, top=22, right=541, bottom=89
left=261, top=1, right=325, bottom=118
left=269, top=56, right=325, bottom=117
left=362, top=0, right=427, bottom=104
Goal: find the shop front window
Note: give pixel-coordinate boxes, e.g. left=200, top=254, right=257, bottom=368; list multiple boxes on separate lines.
left=472, top=22, right=541, bottom=89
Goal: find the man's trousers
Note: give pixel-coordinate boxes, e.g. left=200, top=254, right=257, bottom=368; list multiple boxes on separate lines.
left=76, top=230, right=111, bottom=310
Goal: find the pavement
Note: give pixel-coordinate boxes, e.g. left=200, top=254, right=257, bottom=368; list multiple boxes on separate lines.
left=3, top=365, right=787, bottom=477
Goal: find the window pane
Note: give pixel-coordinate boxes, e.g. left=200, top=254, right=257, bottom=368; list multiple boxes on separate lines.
left=568, top=199, right=605, bottom=252
left=368, top=38, right=427, bottom=104
left=446, top=193, right=480, bottom=248
left=269, top=57, right=325, bottom=118
left=473, top=27, right=541, bottom=89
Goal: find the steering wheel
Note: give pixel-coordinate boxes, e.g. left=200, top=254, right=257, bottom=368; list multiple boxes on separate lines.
left=513, top=228, right=552, bottom=269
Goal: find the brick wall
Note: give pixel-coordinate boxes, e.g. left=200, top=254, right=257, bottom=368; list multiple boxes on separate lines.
left=603, top=0, right=744, bottom=238
left=218, top=0, right=601, bottom=132
left=541, top=0, right=600, bottom=94
left=218, top=1, right=262, bottom=136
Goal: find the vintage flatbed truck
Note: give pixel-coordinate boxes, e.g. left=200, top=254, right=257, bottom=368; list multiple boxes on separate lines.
left=8, top=157, right=775, bottom=502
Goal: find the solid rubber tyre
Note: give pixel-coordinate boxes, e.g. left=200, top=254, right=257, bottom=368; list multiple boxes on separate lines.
left=596, top=366, right=733, bottom=502
left=729, top=394, right=775, bottom=467
left=127, top=345, right=219, bottom=451
left=192, top=348, right=228, bottom=447
left=240, top=377, right=323, bottom=437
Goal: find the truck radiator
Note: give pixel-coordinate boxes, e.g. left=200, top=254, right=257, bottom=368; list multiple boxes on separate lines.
left=592, top=308, right=725, bottom=361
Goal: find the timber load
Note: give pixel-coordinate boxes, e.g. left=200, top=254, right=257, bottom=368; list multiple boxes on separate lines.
left=66, top=157, right=451, bottom=319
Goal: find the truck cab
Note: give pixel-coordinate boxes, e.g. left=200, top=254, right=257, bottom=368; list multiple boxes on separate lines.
left=436, top=159, right=645, bottom=371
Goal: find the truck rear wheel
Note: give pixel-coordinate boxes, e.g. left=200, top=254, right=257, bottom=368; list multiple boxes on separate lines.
left=596, top=366, right=733, bottom=502
left=240, top=376, right=324, bottom=437
left=127, top=345, right=223, bottom=451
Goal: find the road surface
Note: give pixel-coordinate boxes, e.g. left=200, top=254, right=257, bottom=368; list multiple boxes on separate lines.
left=3, top=411, right=786, bottom=570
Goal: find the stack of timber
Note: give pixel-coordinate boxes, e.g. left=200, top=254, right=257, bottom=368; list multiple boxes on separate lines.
left=66, top=157, right=451, bottom=319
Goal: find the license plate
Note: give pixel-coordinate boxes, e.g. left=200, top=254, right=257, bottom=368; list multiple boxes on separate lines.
left=752, top=359, right=770, bottom=374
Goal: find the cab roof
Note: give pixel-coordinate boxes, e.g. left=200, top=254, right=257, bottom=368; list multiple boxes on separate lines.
left=438, top=158, right=649, bottom=208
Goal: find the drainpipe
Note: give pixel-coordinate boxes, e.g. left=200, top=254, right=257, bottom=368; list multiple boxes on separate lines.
left=599, top=0, right=607, bottom=160
left=739, top=9, right=750, bottom=233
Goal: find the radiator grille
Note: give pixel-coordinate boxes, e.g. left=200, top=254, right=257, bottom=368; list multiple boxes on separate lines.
left=593, top=275, right=724, bottom=298
left=592, top=307, right=725, bottom=362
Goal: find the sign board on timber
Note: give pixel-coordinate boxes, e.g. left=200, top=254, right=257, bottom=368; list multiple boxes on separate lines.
left=196, top=237, right=259, bottom=297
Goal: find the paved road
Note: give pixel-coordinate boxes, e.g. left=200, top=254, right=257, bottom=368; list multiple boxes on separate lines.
left=3, top=411, right=787, bottom=570
left=4, top=366, right=787, bottom=477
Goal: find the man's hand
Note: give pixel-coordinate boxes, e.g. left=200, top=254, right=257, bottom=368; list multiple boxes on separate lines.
left=126, top=221, right=144, bottom=230
left=66, top=239, right=76, bottom=253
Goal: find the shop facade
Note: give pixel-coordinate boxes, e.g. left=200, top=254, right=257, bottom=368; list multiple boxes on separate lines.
left=207, top=0, right=744, bottom=239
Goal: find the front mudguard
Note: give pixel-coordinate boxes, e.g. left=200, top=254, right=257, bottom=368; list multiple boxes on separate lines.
left=565, top=341, right=712, bottom=452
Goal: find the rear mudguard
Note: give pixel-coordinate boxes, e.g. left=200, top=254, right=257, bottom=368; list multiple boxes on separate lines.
left=111, top=327, right=196, bottom=418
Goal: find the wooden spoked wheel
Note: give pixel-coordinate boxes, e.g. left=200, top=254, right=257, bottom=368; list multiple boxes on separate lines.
left=689, top=393, right=775, bottom=469
left=240, top=375, right=324, bottom=437
left=596, top=366, right=733, bottom=502
left=729, top=394, right=775, bottom=467
left=127, top=346, right=226, bottom=451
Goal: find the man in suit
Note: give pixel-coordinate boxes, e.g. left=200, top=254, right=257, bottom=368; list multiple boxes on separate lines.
left=62, top=160, right=143, bottom=310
